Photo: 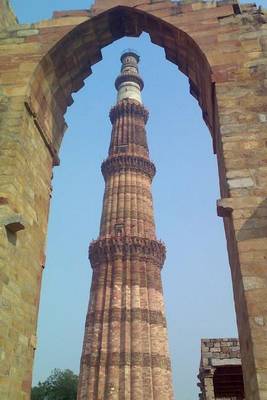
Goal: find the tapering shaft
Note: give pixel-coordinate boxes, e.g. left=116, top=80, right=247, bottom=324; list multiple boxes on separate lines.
left=109, top=101, right=149, bottom=158
left=78, top=51, right=174, bottom=400
left=78, top=256, right=173, bottom=400
left=99, top=171, right=156, bottom=239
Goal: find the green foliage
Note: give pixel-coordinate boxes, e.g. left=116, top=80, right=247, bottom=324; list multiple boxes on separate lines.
left=31, top=369, right=78, bottom=400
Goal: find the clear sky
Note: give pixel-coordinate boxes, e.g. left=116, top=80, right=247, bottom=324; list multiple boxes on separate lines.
left=11, top=0, right=267, bottom=398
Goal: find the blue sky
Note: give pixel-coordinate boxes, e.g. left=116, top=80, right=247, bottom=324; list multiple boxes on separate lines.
left=11, top=1, right=267, bottom=398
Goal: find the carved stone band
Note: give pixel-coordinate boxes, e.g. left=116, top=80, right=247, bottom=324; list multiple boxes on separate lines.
left=115, top=72, right=144, bottom=91
left=85, top=308, right=167, bottom=327
left=101, top=155, right=156, bottom=181
left=90, top=265, right=163, bottom=292
left=89, top=236, right=166, bottom=268
left=81, top=352, right=171, bottom=370
left=109, top=100, right=149, bottom=124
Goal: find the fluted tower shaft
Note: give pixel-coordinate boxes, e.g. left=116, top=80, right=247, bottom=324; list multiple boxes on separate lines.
left=78, top=51, right=174, bottom=400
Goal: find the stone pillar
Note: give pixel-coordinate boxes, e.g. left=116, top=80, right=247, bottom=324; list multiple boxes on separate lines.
left=0, top=99, right=54, bottom=399
left=198, top=367, right=215, bottom=400
left=203, top=372, right=215, bottom=400
left=216, top=73, right=267, bottom=399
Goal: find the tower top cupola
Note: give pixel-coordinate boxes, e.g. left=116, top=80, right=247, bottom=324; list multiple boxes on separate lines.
left=115, top=49, right=144, bottom=104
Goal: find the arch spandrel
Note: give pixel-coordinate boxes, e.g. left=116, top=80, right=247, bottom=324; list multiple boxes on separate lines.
left=0, top=0, right=267, bottom=399
left=29, top=5, right=216, bottom=159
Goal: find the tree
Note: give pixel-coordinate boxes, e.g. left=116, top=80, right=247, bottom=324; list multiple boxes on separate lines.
left=31, top=369, right=78, bottom=400
left=31, top=383, right=47, bottom=400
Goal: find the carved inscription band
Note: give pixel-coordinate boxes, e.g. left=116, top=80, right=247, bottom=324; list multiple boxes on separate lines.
left=91, top=268, right=163, bottom=292
left=101, top=155, right=156, bottom=181
left=85, top=308, right=167, bottom=327
left=81, top=352, right=171, bottom=370
left=109, top=100, right=149, bottom=124
left=89, top=236, right=166, bottom=267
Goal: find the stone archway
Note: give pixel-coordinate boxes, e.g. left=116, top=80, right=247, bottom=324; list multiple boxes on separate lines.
left=0, top=0, right=267, bottom=399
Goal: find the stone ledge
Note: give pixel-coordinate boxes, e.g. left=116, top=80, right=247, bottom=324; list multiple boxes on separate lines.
left=212, top=358, right=241, bottom=366
left=217, top=196, right=267, bottom=217
left=101, top=155, right=156, bottom=181
left=110, top=99, right=149, bottom=124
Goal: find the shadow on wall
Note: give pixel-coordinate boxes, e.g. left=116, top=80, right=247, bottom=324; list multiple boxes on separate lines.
left=237, top=198, right=267, bottom=242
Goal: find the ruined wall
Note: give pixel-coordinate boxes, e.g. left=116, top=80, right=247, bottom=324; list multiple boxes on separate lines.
left=200, top=338, right=241, bottom=369
left=0, top=0, right=267, bottom=398
left=199, top=339, right=244, bottom=399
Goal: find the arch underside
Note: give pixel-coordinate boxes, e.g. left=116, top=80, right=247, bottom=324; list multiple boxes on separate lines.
left=29, top=5, right=214, bottom=165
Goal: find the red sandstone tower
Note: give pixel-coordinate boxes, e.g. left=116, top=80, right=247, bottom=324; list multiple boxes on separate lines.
left=77, top=51, right=174, bottom=400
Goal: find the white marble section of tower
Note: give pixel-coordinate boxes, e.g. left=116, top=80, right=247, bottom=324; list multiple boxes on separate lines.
left=115, top=50, right=144, bottom=104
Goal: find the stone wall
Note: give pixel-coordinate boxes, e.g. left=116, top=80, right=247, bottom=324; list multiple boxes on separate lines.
left=0, top=0, right=267, bottom=398
left=0, top=0, right=17, bottom=30
left=201, top=338, right=241, bottom=369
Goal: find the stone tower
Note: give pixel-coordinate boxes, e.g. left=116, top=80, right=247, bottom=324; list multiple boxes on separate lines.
left=77, top=51, right=174, bottom=400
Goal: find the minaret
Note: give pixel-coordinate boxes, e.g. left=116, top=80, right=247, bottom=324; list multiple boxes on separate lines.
left=77, top=51, right=174, bottom=400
